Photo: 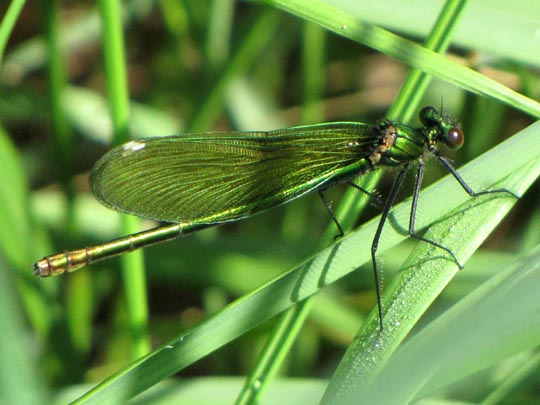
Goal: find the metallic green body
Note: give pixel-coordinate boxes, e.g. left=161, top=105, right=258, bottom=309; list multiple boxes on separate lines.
left=34, top=106, right=464, bottom=276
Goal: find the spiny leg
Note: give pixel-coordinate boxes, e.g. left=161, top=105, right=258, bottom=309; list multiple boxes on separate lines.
left=318, top=182, right=380, bottom=239
left=318, top=189, right=345, bottom=238
left=371, top=165, right=408, bottom=332
left=346, top=180, right=372, bottom=198
left=432, top=149, right=519, bottom=199
left=347, top=180, right=383, bottom=208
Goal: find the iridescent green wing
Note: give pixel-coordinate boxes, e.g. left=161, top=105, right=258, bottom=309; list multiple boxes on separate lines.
left=90, top=123, right=378, bottom=223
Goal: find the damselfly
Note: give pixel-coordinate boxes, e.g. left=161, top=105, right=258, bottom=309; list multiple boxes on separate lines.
left=33, top=106, right=515, bottom=329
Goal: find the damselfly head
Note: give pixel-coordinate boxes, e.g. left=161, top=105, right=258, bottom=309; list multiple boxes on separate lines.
left=419, top=106, right=463, bottom=150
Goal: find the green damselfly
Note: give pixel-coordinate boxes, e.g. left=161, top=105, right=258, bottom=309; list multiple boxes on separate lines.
left=33, top=106, right=515, bottom=328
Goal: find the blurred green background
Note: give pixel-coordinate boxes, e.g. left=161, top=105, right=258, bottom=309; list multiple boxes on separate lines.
left=1, top=0, right=539, bottom=403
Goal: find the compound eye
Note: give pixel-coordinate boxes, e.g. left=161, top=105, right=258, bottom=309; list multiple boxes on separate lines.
left=447, top=127, right=464, bottom=149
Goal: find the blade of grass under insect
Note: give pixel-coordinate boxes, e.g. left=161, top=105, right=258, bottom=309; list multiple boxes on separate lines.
left=69, top=110, right=540, bottom=405
left=98, top=0, right=150, bottom=358
left=265, top=0, right=540, bottom=118
left=344, top=245, right=540, bottom=403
